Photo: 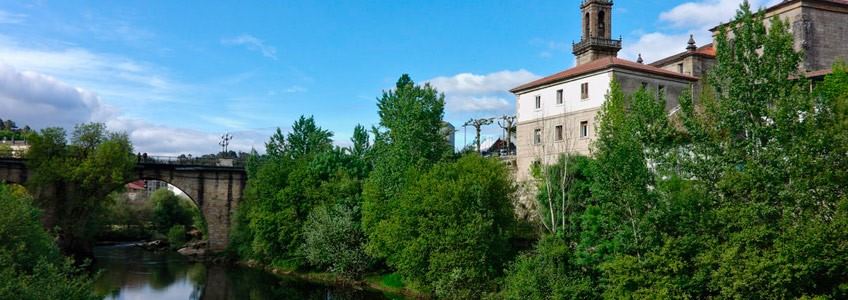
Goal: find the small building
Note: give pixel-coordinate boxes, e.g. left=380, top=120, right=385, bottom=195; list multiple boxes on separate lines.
left=480, top=138, right=517, bottom=158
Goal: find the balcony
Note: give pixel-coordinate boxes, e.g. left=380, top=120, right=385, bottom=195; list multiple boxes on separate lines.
left=581, top=0, right=613, bottom=7
left=572, top=37, right=622, bottom=54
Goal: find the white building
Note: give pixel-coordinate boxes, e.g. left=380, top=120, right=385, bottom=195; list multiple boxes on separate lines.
left=510, top=0, right=700, bottom=181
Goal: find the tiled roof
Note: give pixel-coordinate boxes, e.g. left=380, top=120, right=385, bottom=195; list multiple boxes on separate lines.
left=510, top=57, right=699, bottom=93
left=126, top=180, right=145, bottom=190
left=649, top=43, right=716, bottom=67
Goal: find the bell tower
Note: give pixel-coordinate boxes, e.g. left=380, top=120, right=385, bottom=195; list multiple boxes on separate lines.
left=572, top=0, right=621, bottom=65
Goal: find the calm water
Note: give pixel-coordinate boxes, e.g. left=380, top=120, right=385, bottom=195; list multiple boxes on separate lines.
left=92, top=244, right=398, bottom=300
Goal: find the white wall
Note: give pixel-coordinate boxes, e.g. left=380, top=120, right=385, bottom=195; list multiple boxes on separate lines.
left=516, top=70, right=612, bottom=123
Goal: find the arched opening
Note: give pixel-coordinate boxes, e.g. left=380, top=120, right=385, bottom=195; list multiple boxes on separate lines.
left=584, top=12, right=590, bottom=38
left=598, top=10, right=606, bottom=36
left=96, top=179, right=206, bottom=248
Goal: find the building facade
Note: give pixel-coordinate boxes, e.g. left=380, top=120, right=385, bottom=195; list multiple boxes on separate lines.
left=511, top=0, right=699, bottom=181
left=711, top=0, right=848, bottom=75
left=511, top=0, right=848, bottom=183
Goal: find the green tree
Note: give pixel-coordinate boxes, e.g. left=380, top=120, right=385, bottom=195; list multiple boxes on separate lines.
left=0, top=184, right=98, bottom=300
left=151, top=189, right=194, bottom=233
left=284, top=115, right=333, bottom=160
left=229, top=116, right=354, bottom=265
left=25, top=123, right=136, bottom=257
left=377, top=155, right=515, bottom=298
left=362, top=74, right=452, bottom=260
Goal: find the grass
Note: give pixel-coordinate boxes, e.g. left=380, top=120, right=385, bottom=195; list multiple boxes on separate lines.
left=381, top=273, right=404, bottom=288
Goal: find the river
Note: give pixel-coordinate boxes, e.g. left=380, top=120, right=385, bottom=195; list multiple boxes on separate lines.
left=91, top=244, right=400, bottom=300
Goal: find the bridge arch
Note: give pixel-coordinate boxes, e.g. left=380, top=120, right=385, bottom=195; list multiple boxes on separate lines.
left=132, top=162, right=246, bottom=251
left=0, top=157, right=246, bottom=252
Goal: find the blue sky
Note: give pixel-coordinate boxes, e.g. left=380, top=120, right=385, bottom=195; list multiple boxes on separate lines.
left=0, top=0, right=780, bottom=155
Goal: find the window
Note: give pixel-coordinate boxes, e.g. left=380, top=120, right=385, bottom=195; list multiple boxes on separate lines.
left=641, top=82, right=648, bottom=90
left=581, top=82, right=589, bottom=99
left=658, top=85, right=666, bottom=98
left=579, top=121, right=589, bottom=138
left=556, top=89, right=563, bottom=104
left=677, top=63, right=684, bottom=74
left=555, top=125, right=563, bottom=141
left=535, top=95, right=541, bottom=109
left=534, top=129, right=542, bottom=144
left=598, top=11, right=605, bottom=35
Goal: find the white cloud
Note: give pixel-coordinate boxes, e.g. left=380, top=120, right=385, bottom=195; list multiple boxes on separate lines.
left=0, top=64, right=114, bottom=129
left=0, top=34, right=188, bottom=106
left=284, top=85, right=307, bottom=93
left=107, top=117, right=266, bottom=156
left=0, top=10, right=26, bottom=24
left=0, top=63, right=264, bottom=156
left=626, top=0, right=782, bottom=63
left=446, top=96, right=512, bottom=113
left=221, top=34, right=278, bottom=60
left=427, top=69, right=539, bottom=114
left=659, top=0, right=782, bottom=30
left=623, top=32, right=711, bottom=63
left=428, top=70, right=539, bottom=96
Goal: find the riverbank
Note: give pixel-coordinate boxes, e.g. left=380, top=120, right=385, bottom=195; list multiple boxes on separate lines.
left=239, top=260, right=431, bottom=299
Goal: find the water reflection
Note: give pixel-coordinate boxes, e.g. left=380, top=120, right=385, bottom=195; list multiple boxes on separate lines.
left=92, top=244, right=397, bottom=300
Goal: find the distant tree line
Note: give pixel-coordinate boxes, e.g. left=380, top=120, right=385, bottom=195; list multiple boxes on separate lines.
left=0, top=118, right=33, bottom=141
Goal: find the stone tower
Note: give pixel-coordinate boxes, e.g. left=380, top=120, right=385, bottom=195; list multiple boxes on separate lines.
left=572, top=0, right=622, bottom=66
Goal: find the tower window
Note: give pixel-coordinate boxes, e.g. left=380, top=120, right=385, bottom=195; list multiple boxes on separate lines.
left=598, top=11, right=605, bottom=35
left=580, top=121, right=589, bottom=138
left=556, top=89, right=563, bottom=104
left=535, top=95, right=541, bottom=109
left=584, top=13, right=590, bottom=38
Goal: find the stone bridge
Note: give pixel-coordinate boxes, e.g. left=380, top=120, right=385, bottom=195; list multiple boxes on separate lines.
left=0, top=157, right=246, bottom=251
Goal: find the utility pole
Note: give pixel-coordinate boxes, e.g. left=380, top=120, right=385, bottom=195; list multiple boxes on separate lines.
left=463, top=117, right=494, bottom=154
left=219, top=132, right=232, bottom=156
left=498, top=115, right=516, bottom=155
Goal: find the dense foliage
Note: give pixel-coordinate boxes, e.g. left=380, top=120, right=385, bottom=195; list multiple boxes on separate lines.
left=230, top=76, right=517, bottom=298
left=230, top=115, right=372, bottom=270
left=26, top=123, right=136, bottom=257
left=151, top=189, right=195, bottom=234
left=226, top=4, right=848, bottom=298
left=301, top=203, right=371, bottom=278
left=0, top=118, right=31, bottom=141
left=0, top=184, right=98, bottom=300
left=380, top=155, right=516, bottom=298
left=500, top=3, right=848, bottom=299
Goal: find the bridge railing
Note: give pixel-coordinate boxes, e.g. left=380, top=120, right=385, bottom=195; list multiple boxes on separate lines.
left=0, top=149, right=25, bottom=159
left=0, top=149, right=245, bottom=168
left=137, top=155, right=246, bottom=168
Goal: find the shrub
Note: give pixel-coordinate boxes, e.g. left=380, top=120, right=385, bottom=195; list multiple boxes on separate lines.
left=0, top=184, right=97, bottom=300
left=372, top=155, right=516, bottom=297
left=167, top=225, right=186, bottom=249
left=151, top=189, right=193, bottom=233
left=301, top=203, right=371, bottom=279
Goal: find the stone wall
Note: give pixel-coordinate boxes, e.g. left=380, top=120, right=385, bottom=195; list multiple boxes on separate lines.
left=137, top=165, right=246, bottom=252
left=0, top=159, right=246, bottom=252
